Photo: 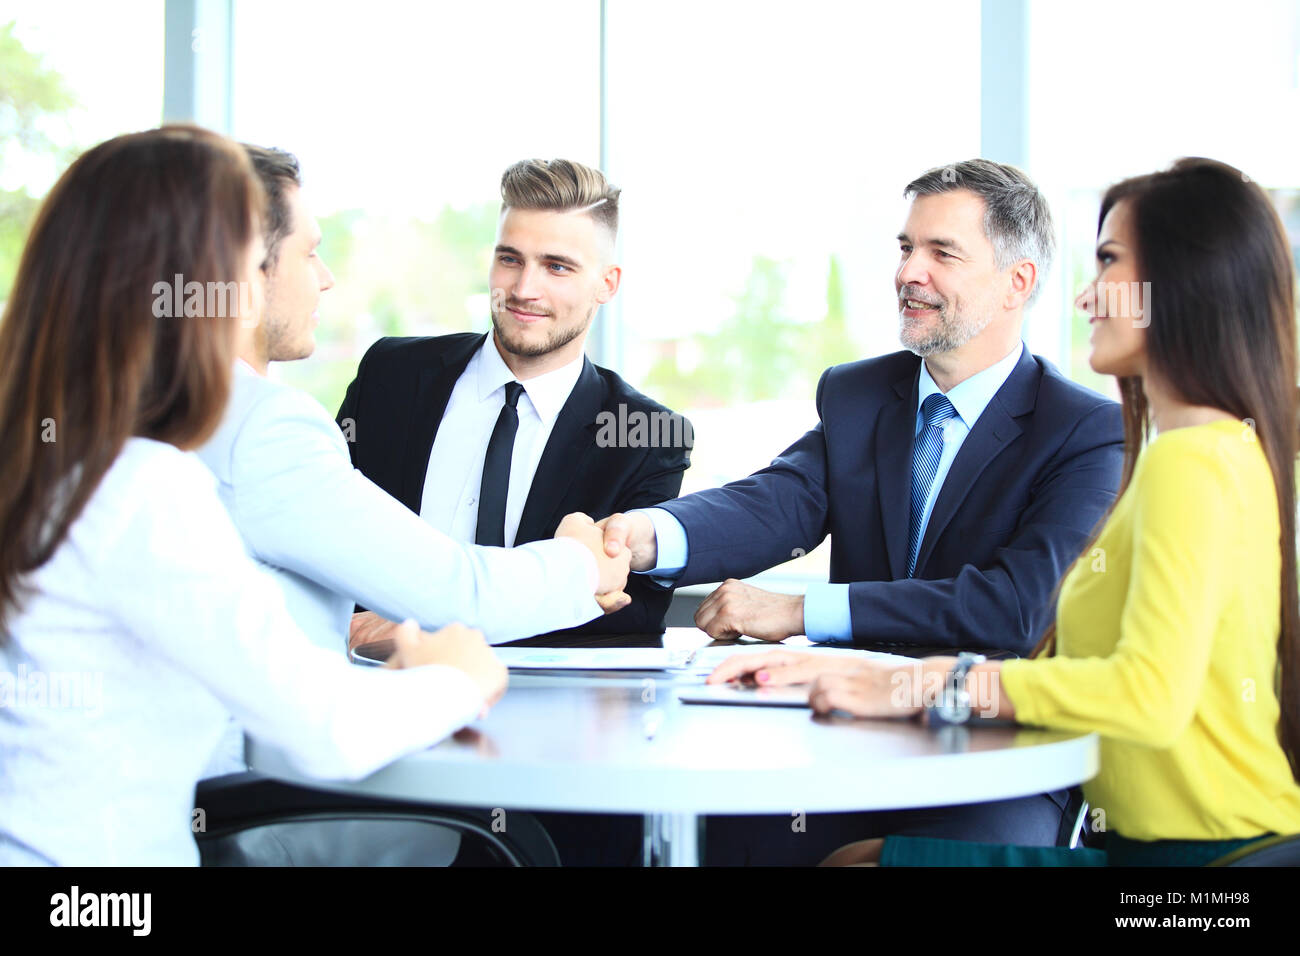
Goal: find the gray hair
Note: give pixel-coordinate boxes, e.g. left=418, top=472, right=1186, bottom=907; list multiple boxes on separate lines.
left=904, top=159, right=1055, bottom=307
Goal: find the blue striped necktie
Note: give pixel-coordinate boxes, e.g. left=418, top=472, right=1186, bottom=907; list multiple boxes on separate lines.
left=907, top=393, right=957, bottom=577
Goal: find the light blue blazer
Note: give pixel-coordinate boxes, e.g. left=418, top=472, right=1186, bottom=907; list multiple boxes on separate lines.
left=196, top=363, right=603, bottom=654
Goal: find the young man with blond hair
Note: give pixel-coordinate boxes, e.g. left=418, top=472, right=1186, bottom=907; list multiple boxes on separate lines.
left=339, top=158, right=691, bottom=642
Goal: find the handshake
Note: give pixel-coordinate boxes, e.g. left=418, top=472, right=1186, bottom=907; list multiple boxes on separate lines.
left=346, top=511, right=662, bottom=713
left=352, top=509, right=803, bottom=714
left=559, top=511, right=802, bottom=643
left=553, top=510, right=659, bottom=613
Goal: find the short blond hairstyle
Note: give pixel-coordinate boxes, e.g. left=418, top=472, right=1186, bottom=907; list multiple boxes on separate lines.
left=500, top=158, right=620, bottom=237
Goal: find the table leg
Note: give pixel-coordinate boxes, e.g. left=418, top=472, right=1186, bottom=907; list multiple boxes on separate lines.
left=642, top=812, right=700, bottom=866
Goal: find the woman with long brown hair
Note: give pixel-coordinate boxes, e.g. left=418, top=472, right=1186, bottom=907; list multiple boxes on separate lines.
left=0, top=126, right=507, bottom=865
left=710, top=157, right=1300, bottom=865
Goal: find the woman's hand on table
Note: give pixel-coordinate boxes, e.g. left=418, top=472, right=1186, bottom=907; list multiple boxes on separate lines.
left=807, top=666, right=924, bottom=719
left=706, top=648, right=920, bottom=718
left=707, top=650, right=1013, bottom=721
left=705, top=648, right=869, bottom=686
left=807, top=658, right=1012, bottom=721
left=385, top=620, right=508, bottom=717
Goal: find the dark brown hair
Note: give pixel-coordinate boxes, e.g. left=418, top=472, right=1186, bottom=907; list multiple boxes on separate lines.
left=1034, top=158, right=1300, bottom=784
left=0, top=124, right=265, bottom=633
left=242, top=144, right=301, bottom=266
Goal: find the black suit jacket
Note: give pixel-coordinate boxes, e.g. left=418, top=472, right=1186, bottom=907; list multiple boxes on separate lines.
left=337, top=332, right=692, bottom=637
left=659, top=348, right=1124, bottom=655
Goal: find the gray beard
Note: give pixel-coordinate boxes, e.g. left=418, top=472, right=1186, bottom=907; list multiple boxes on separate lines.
left=899, top=305, right=991, bottom=357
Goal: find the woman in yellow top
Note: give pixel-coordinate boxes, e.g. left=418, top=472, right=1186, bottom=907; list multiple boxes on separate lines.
left=708, top=157, right=1300, bottom=866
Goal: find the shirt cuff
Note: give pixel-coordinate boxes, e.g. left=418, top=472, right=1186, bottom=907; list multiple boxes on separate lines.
left=803, top=582, right=853, bottom=644
left=633, top=507, right=687, bottom=586
left=551, top=534, right=600, bottom=592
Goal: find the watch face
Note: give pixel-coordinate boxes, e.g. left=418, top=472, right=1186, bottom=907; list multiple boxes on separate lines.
left=936, top=690, right=971, bottom=724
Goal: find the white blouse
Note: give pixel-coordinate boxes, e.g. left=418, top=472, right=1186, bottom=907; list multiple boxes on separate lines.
left=0, top=438, right=484, bottom=866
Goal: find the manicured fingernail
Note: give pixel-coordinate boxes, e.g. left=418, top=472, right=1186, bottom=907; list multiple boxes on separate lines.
left=757, top=670, right=770, bottom=683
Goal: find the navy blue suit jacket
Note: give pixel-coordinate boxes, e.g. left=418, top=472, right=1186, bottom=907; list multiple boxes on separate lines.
left=658, top=348, right=1124, bottom=656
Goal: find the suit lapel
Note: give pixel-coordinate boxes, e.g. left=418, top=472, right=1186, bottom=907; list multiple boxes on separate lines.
left=875, top=367, right=920, bottom=580
left=400, top=333, right=486, bottom=513
left=515, top=357, right=604, bottom=544
left=913, top=348, right=1039, bottom=573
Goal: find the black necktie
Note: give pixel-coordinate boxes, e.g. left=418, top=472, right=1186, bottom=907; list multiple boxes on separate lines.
left=475, top=381, right=525, bottom=547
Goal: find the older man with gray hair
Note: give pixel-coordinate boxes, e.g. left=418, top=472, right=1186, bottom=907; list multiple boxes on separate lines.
left=600, top=158, right=1124, bottom=862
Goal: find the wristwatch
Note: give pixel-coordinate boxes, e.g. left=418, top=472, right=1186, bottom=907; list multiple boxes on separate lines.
left=925, top=652, right=986, bottom=726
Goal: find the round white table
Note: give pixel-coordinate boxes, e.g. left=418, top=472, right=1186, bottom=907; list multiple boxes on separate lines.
left=248, top=670, right=1098, bottom=866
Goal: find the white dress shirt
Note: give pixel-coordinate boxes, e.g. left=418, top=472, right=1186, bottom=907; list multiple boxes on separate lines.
left=421, top=336, right=585, bottom=547
left=0, top=439, right=486, bottom=866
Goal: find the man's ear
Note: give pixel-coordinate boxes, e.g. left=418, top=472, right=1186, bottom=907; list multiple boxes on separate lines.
left=596, top=264, right=622, bottom=304
left=1005, top=259, right=1037, bottom=310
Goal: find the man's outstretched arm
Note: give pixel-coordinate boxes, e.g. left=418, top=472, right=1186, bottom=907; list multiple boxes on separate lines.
left=231, top=386, right=630, bottom=646
left=555, top=430, right=691, bottom=635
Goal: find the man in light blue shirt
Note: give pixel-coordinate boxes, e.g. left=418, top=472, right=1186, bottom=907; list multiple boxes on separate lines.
left=195, top=147, right=631, bottom=779
left=198, top=147, right=630, bottom=659
left=191, top=145, right=633, bottom=865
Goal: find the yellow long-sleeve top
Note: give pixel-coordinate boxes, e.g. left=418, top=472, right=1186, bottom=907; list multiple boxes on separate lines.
left=1001, top=419, right=1300, bottom=841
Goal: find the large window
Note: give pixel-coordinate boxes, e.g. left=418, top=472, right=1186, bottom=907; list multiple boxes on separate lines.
left=1026, top=0, right=1300, bottom=393
left=0, top=0, right=163, bottom=298
left=605, top=0, right=982, bottom=581
left=3, top=0, right=1299, bottom=592
left=230, top=0, right=600, bottom=412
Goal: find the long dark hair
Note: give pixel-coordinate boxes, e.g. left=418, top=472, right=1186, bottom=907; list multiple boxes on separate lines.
left=0, top=125, right=265, bottom=633
left=1034, top=158, right=1300, bottom=784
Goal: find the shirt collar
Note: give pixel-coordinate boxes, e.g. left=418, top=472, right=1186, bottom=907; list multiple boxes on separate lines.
left=916, top=341, right=1024, bottom=431
left=234, top=358, right=260, bottom=378
left=474, top=333, right=585, bottom=425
